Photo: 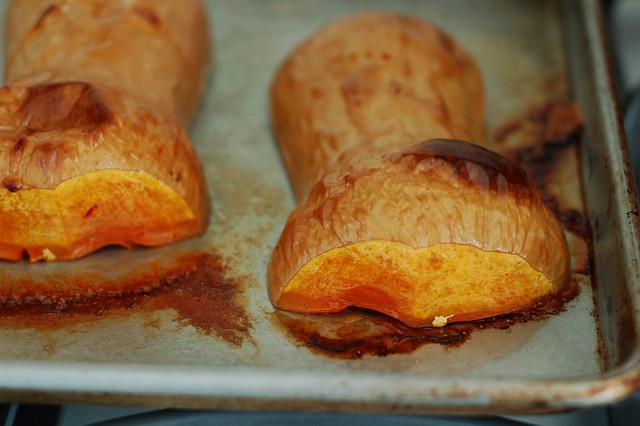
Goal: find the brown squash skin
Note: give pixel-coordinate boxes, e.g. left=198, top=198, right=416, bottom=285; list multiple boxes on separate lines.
left=0, top=0, right=211, bottom=261
left=268, top=12, right=570, bottom=327
left=271, top=12, right=485, bottom=202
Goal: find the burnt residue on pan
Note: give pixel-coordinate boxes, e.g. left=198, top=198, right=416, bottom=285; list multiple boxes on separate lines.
left=495, top=100, right=592, bottom=274
left=495, top=102, right=587, bottom=226
left=275, top=278, right=579, bottom=360
left=0, top=252, right=253, bottom=347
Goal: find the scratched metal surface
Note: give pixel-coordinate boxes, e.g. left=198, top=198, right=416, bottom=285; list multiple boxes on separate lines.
left=0, top=0, right=638, bottom=415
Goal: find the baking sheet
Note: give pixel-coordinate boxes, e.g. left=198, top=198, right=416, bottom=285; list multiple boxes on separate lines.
left=0, top=0, right=639, bottom=415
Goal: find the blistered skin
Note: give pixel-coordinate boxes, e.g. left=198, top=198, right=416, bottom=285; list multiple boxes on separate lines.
left=0, top=0, right=211, bottom=261
left=268, top=12, right=571, bottom=327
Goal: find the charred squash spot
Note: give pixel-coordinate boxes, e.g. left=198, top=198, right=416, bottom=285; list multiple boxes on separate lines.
left=21, top=82, right=113, bottom=136
left=2, top=177, right=22, bottom=192
left=404, top=139, right=533, bottom=200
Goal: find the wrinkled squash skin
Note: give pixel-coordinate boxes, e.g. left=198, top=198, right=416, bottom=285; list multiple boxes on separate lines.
left=268, top=12, right=570, bottom=327
left=0, top=0, right=211, bottom=261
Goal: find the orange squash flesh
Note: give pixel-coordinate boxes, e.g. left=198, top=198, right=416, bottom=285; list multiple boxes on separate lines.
left=0, top=170, right=198, bottom=261
left=276, top=241, right=552, bottom=328
left=0, top=0, right=211, bottom=261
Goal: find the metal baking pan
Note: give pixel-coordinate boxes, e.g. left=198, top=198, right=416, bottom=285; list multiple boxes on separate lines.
left=0, top=0, right=639, bottom=415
